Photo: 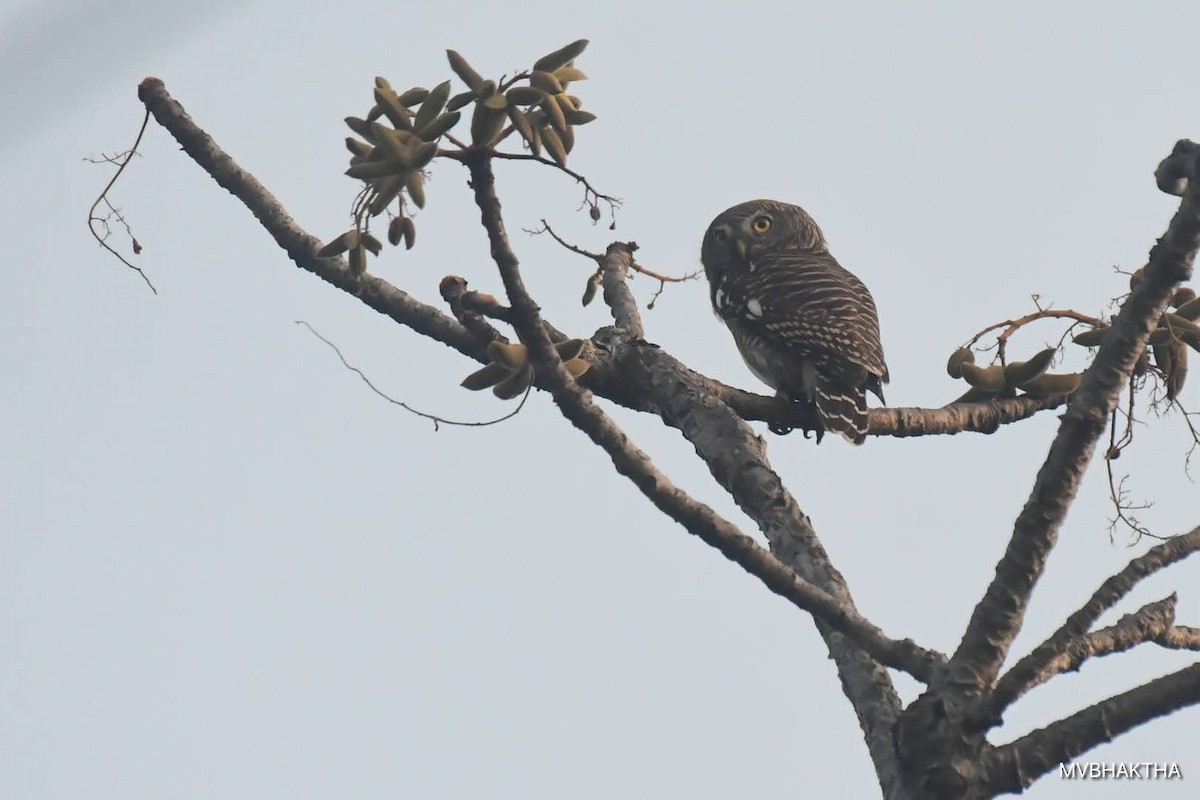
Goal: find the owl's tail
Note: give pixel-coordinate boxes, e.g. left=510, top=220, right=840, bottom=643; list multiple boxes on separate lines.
left=814, top=380, right=869, bottom=445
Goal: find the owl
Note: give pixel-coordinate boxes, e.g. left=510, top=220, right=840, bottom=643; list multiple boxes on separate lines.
left=700, top=199, right=889, bottom=444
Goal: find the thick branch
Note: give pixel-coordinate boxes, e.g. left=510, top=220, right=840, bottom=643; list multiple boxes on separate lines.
left=977, top=525, right=1200, bottom=725
left=984, top=661, right=1200, bottom=794
left=136, top=77, right=483, bottom=362
left=462, top=151, right=939, bottom=682
left=946, top=148, right=1200, bottom=697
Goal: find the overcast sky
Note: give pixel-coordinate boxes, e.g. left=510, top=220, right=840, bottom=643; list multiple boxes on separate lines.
left=4, top=1, right=1199, bottom=797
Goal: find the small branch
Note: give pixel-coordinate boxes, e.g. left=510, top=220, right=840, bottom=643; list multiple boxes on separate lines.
left=296, top=321, right=531, bottom=429
left=463, top=150, right=942, bottom=682
left=599, top=242, right=644, bottom=338
left=1012, top=596, right=1180, bottom=689
left=487, top=150, right=621, bottom=212
left=966, top=308, right=1104, bottom=364
left=974, top=525, right=1200, bottom=727
left=86, top=107, right=157, bottom=293
left=136, top=77, right=485, bottom=366
left=983, top=661, right=1200, bottom=795
left=946, top=141, right=1200, bottom=698
left=530, top=219, right=602, bottom=262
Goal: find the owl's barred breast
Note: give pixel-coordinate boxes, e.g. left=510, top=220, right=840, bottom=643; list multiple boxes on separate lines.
left=700, top=199, right=889, bottom=443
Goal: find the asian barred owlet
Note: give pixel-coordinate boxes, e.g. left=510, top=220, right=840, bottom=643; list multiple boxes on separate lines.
left=700, top=199, right=889, bottom=444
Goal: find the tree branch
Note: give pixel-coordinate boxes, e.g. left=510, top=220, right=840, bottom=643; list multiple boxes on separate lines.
left=946, top=143, right=1200, bottom=696
left=983, top=661, right=1200, bottom=794
left=976, top=525, right=1200, bottom=726
left=598, top=241, right=644, bottom=338
left=461, top=150, right=940, bottom=680
left=136, top=78, right=484, bottom=363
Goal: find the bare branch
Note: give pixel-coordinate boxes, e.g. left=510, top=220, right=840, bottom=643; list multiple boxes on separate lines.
left=984, top=661, right=1200, bottom=794
left=136, top=77, right=484, bottom=365
left=946, top=143, right=1200, bottom=698
left=966, top=308, right=1104, bottom=365
left=976, top=525, right=1200, bottom=727
left=1001, top=596, right=1191, bottom=695
left=86, top=107, right=157, bottom=293
left=462, top=150, right=941, bottom=684
left=599, top=242, right=644, bottom=338
left=295, top=320, right=531, bottom=429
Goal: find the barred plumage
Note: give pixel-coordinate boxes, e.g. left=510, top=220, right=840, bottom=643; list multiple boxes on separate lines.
left=700, top=199, right=889, bottom=444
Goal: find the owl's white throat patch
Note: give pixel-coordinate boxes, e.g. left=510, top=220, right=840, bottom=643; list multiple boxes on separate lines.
left=745, top=297, right=764, bottom=318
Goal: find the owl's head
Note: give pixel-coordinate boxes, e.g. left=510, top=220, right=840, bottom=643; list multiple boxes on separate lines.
left=700, top=199, right=828, bottom=276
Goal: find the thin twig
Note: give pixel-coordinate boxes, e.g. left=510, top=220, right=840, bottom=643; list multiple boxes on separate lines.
left=296, top=321, right=530, bottom=430
left=86, top=108, right=157, bottom=293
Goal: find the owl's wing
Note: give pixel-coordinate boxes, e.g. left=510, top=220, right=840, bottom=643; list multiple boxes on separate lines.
left=726, top=249, right=889, bottom=384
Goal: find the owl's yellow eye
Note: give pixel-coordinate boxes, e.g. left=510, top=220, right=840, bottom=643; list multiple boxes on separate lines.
left=752, top=215, right=772, bottom=233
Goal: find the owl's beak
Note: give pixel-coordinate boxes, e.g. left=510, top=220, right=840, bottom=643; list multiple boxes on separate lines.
left=736, top=240, right=747, bottom=259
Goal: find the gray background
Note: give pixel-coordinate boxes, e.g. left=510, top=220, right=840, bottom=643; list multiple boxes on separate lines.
left=3, top=0, right=1198, bottom=796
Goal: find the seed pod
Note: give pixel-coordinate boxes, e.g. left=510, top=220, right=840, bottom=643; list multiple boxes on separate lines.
left=492, top=363, right=534, bottom=399
left=344, top=116, right=378, bottom=142
left=487, top=341, right=529, bottom=371
left=1004, top=348, right=1056, bottom=388
left=540, top=94, right=568, bottom=133
left=946, top=347, right=975, bottom=379
left=446, top=50, right=485, bottom=92
left=460, top=361, right=512, bottom=391
left=959, top=362, right=1008, bottom=393
left=563, top=358, right=591, bottom=378
left=553, top=66, right=588, bottom=84
left=482, top=92, right=509, bottom=112
left=418, top=110, right=461, bottom=142
left=397, top=87, right=429, bottom=107
left=507, top=106, right=535, bottom=148
left=530, top=70, right=565, bottom=94
left=446, top=90, right=477, bottom=112
left=373, top=123, right=414, bottom=166
left=532, top=39, right=589, bottom=73
left=400, top=216, right=416, bottom=250
left=470, top=101, right=506, bottom=147
left=1165, top=312, right=1200, bottom=336
left=564, top=109, right=598, bottom=126
left=581, top=272, right=599, bottom=306
left=1175, top=294, right=1200, bottom=320
left=541, top=126, right=568, bottom=166
left=347, top=245, right=367, bottom=276
left=589, top=205, right=601, bottom=222
left=554, top=338, right=587, bottom=361
left=345, top=137, right=374, bottom=157
left=345, top=159, right=403, bottom=180
left=317, top=229, right=360, bottom=258
left=1072, top=327, right=1109, bottom=347
left=414, top=81, right=452, bottom=133
left=506, top=86, right=545, bottom=106
left=408, top=141, right=438, bottom=170
left=387, top=216, right=405, bottom=247
left=559, top=123, right=575, bottom=155
left=359, top=232, right=383, bottom=257
left=1019, top=372, right=1083, bottom=397
left=368, top=174, right=405, bottom=216
left=373, top=86, right=413, bottom=130
left=404, top=170, right=426, bottom=209
left=1155, top=340, right=1189, bottom=400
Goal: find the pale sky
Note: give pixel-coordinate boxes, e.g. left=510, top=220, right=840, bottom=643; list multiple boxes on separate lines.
left=4, top=1, right=1199, bottom=797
